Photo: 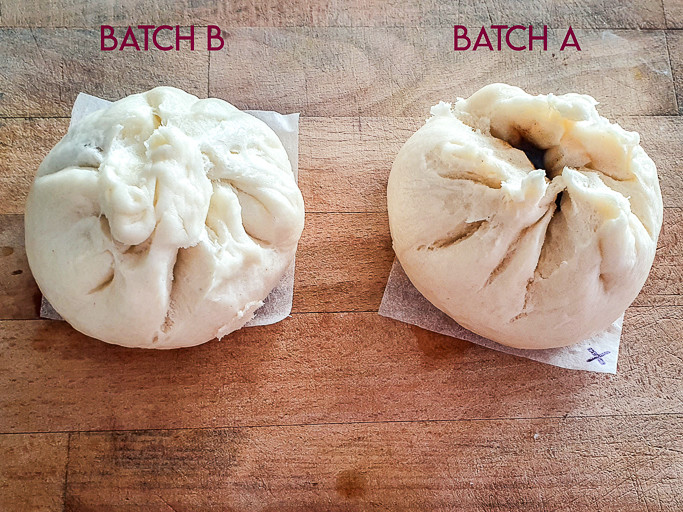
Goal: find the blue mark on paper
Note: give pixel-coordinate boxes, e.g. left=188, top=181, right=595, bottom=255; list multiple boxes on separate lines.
left=586, top=347, right=610, bottom=365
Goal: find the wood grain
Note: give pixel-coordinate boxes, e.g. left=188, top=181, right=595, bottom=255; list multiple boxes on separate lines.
left=0, top=28, right=208, bottom=117
left=299, top=117, right=420, bottom=213
left=664, top=1, right=683, bottom=28
left=298, top=115, right=682, bottom=213
left=0, top=0, right=667, bottom=29
left=636, top=208, right=683, bottom=306
left=1, top=306, right=681, bottom=434
left=2, top=115, right=681, bottom=216
left=294, top=212, right=393, bottom=312
left=0, top=433, right=68, bottom=512
left=2, top=206, right=680, bottom=320
left=0, top=2, right=681, bottom=510
left=0, top=211, right=394, bottom=320
left=64, top=415, right=683, bottom=511
left=617, top=116, right=683, bottom=208
left=0, top=118, right=67, bottom=215
left=0, top=215, right=41, bottom=319
left=210, top=28, right=676, bottom=117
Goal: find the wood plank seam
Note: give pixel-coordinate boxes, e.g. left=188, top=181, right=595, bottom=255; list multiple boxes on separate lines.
left=2, top=112, right=682, bottom=122
left=1, top=115, right=681, bottom=122
left=0, top=301, right=675, bottom=322
left=0, top=25, right=679, bottom=30
left=3, top=411, right=682, bottom=437
left=61, top=433, right=70, bottom=512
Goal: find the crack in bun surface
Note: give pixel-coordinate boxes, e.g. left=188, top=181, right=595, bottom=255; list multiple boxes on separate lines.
left=25, top=87, right=305, bottom=349
left=387, top=83, right=663, bottom=349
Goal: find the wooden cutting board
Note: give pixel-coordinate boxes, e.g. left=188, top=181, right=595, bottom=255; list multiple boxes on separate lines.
left=1, top=1, right=682, bottom=510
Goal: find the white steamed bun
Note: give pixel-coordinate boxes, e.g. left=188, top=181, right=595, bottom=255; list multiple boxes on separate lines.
left=387, top=83, right=662, bottom=349
left=25, top=87, right=305, bottom=349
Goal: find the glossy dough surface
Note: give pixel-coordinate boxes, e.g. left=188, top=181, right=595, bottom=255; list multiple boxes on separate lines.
left=25, top=87, right=305, bottom=348
left=387, top=84, right=662, bottom=349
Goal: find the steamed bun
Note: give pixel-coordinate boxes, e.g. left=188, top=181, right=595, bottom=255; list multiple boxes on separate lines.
left=387, top=84, right=662, bottom=349
left=25, top=87, right=305, bottom=349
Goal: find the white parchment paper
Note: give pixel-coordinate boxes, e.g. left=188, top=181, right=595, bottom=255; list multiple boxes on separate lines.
left=379, top=259, right=622, bottom=374
left=40, top=92, right=300, bottom=328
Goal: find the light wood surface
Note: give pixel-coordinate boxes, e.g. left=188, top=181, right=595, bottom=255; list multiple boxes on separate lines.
left=0, top=0, right=670, bottom=29
left=0, top=434, right=68, bottom=512
left=669, top=30, right=683, bottom=113
left=63, top=416, right=681, bottom=511
left=0, top=1, right=681, bottom=510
